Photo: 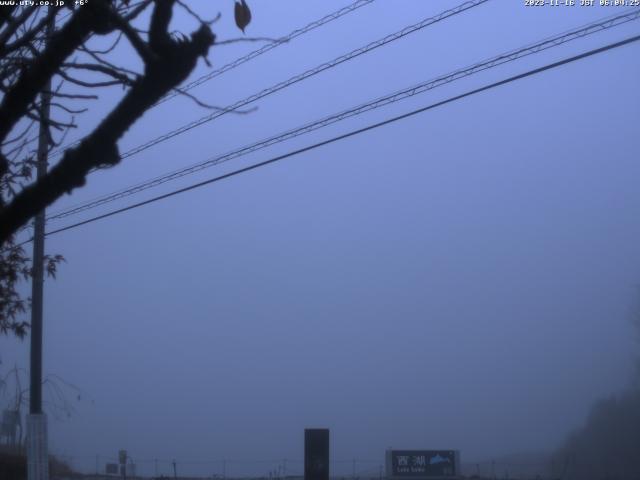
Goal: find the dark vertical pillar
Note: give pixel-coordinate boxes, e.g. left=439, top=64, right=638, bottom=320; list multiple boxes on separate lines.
left=305, top=428, right=329, bottom=480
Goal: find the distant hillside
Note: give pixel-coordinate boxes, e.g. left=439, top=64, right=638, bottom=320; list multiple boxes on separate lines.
left=553, top=389, right=640, bottom=480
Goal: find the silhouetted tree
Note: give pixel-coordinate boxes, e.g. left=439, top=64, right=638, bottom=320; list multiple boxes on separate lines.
left=552, top=290, right=640, bottom=480
left=1, top=364, right=86, bottom=447
left=0, top=0, right=251, bottom=337
left=553, top=391, right=640, bottom=480
left=632, top=286, right=640, bottom=386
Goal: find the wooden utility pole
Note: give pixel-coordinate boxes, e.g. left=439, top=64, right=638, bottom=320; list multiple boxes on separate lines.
left=27, top=10, right=53, bottom=480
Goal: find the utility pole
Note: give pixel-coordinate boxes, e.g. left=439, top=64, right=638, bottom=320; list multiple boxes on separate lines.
left=27, top=10, right=53, bottom=480
left=173, top=459, right=177, bottom=479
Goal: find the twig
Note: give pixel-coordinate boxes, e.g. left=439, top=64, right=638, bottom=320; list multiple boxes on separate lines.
left=62, top=61, right=137, bottom=85
left=48, top=91, right=99, bottom=100
left=172, top=86, right=257, bottom=114
left=176, top=0, right=221, bottom=26
left=81, top=31, right=123, bottom=55
left=107, top=6, right=156, bottom=63
left=50, top=102, right=88, bottom=115
left=57, top=69, right=128, bottom=88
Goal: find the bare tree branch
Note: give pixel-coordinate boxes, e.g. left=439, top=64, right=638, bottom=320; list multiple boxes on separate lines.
left=61, top=62, right=136, bottom=85
left=57, top=68, right=128, bottom=88
left=106, top=8, right=156, bottom=63
left=1, top=7, right=56, bottom=56
left=171, top=85, right=257, bottom=113
left=50, top=103, right=88, bottom=115
left=78, top=44, right=140, bottom=77
left=123, top=0, right=154, bottom=22
left=0, top=6, right=37, bottom=50
left=0, top=2, right=114, bottom=144
left=48, top=91, right=99, bottom=100
left=0, top=11, right=215, bottom=243
left=81, top=31, right=123, bottom=55
left=25, top=110, right=76, bottom=131
left=176, top=0, right=221, bottom=27
left=0, top=1, right=252, bottom=337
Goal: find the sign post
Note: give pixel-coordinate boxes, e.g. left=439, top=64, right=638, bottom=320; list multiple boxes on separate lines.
left=385, top=450, right=460, bottom=479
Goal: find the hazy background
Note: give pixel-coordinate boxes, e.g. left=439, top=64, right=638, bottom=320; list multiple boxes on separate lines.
left=1, top=0, right=639, bottom=477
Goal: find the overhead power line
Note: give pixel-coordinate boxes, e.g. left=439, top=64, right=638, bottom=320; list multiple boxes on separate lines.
left=46, top=0, right=491, bottom=218
left=157, top=0, right=377, bottom=105
left=45, top=8, right=640, bottom=222
left=45, top=0, right=489, bottom=219
left=47, top=0, right=377, bottom=158
left=36, top=33, right=640, bottom=241
left=97, top=0, right=490, bottom=161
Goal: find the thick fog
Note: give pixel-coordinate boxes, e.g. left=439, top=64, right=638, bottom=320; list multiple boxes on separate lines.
left=1, top=0, right=639, bottom=477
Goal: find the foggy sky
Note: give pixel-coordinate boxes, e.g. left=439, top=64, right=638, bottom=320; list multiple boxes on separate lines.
left=1, top=0, right=639, bottom=477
